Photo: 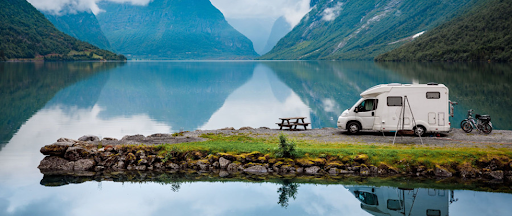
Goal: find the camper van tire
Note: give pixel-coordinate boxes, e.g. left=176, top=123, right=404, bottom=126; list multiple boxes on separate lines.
left=347, top=122, right=361, bottom=134
left=414, top=125, right=426, bottom=136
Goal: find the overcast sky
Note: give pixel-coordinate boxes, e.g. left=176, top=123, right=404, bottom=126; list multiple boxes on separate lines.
left=27, top=0, right=311, bottom=27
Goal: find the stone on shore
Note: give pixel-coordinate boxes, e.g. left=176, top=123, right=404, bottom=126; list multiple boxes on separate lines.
left=305, top=166, right=320, bottom=175
left=219, top=157, right=231, bottom=169
left=40, top=142, right=74, bottom=156
left=38, top=156, right=74, bottom=171
left=244, top=165, right=268, bottom=174
left=78, top=135, right=100, bottom=142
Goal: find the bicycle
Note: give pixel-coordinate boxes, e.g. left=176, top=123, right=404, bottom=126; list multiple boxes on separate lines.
left=460, top=109, right=492, bottom=134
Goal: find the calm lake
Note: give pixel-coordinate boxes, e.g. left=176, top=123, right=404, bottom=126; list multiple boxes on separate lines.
left=1, top=61, right=512, bottom=215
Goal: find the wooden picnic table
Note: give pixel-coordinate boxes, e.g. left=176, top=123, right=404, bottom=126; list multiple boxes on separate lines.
left=276, top=117, right=310, bottom=130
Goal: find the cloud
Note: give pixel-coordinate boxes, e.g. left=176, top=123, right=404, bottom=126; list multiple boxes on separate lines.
left=27, top=0, right=152, bottom=15
left=28, top=0, right=313, bottom=27
left=321, top=2, right=343, bottom=21
left=211, top=0, right=312, bottom=27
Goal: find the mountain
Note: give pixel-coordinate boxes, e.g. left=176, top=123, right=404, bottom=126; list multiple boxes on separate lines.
left=226, top=17, right=274, bottom=55
left=375, top=0, right=512, bottom=62
left=43, top=10, right=112, bottom=51
left=0, top=0, right=125, bottom=61
left=260, top=0, right=479, bottom=60
left=96, top=0, right=258, bottom=60
left=261, top=16, right=292, bottom=55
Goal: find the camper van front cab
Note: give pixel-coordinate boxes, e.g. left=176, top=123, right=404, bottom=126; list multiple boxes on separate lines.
left=337, top=83, right=450, bottom=136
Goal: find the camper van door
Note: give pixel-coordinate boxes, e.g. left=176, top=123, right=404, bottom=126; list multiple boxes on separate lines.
left=355, top=99, right=378, bottom=129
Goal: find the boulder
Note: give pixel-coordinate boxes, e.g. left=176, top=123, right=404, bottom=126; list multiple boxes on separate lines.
left=197, top=160, right=210, bottom=171
left=57, top=138, right=77, bottom=143
left=64, top=147, right=91, bottom=161
left=167, top=163, right=180, bottom=170
left=360, top=165, right=370, bottom=175
left=244, top=165, right=268, bottom=174
left=212, top=161, right=220, bottom=168
left=40, top=142, right=74, bottom=156
left=220, top=127, right=235, bottom=130
left=305, top=166, right=320, bottom=175
left=78, top=135, right=100, bottom=142
left=227, top=163, right=239, bottom=172
left=74, top=159, right=95, bottom=171
left=435, top=165, right=453, bottom=177
left=328, top=168, right=338, bottom=175
left=486, top=170, right=504, bottom=180
left=339, top=170, right=355, bottom=174
left=219, top=170, right=229, bottom=178
left=239, top=126, right=254, bottom=130
left=258, top=127, right=270, bottom=130
left=354, top=154, right=369, bottom=163
left=296, top=167, right=304, bottom=174
left=219, top=157, right=231, bottom=169
left=38, top=156, right=74, bottom=171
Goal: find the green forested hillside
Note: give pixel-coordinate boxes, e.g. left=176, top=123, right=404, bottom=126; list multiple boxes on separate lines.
left=96, top=0, right=258, bottom=60
left=375, top=0, right=512, bottom=62
left=260, top=0, right=479, bottom=60
left=0, top=0, right=125, bottom=61
left=43, top=10, right=112, bottom=51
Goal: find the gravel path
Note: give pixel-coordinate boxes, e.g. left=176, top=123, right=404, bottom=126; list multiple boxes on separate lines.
left=182, top=127, right=512, bottom=149
left=88, top=128, right=512, bottom=149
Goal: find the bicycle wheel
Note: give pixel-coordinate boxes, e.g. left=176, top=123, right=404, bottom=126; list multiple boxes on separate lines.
left=462, top=121, right=473, bottom=133
left=482, top=123, right=492, bottom=134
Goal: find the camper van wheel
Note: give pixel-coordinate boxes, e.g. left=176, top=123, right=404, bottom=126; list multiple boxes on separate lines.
left=414, top=126, right=426, bottom=136
left=347, top=122, right=361, bottom=134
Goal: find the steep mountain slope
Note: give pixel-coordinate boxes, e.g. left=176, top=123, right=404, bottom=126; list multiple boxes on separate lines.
left=262, top=16, right=292, bottom=55
left=260, top=0, right=479, bottom=60
left=96, top=0, right=258, bottom=59
left=43, top=10, right=112, bottom=51
left=376, top=0, right=512, bottom=62
left=226, top=17, right=274, bottom=55
left=0, top=0, right=124, bottom=61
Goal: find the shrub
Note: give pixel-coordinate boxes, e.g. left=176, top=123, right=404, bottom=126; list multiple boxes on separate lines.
left=275, top=133, right=297, bottom=158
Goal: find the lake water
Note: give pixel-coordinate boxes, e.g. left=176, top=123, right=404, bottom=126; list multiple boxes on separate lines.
left=1, top=61, right=512, bottom=215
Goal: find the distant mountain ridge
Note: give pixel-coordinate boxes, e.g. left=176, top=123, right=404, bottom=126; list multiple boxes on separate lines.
left=0, top=0, right=124, bottom=61
left=260, top=0, right=480, bottom=60
left=96, top=0, right=258, bottom=59
left=262, top=16, right=292, bottom=55
left=376, top=0, right=512, bottom=62
left=43, top=10, right=112, bottom=51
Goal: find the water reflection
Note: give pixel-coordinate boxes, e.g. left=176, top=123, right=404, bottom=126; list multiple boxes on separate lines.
left=0, top=62, right=124, bottom=147
left=376, top=62, right=512, bottom=130
left=263, top=61, right=408, bottom=128
left=348, top=186, right=450, bottom=216
left=33, top=172, right=512, bottom=215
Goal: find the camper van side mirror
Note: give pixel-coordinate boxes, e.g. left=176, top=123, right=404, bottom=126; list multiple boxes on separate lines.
left=354, top=107, right=359, bottom=113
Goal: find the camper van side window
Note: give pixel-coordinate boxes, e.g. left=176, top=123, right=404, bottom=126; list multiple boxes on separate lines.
left=426, top=92, right=441, bottom=99
left=387, top=97, right=402, bottom=106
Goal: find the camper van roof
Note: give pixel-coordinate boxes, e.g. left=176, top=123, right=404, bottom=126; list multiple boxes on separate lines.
left=360, top=83, right=447, bottom=97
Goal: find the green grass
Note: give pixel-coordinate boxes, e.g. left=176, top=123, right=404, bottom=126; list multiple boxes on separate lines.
left=152, top=133, right=512, bottom=169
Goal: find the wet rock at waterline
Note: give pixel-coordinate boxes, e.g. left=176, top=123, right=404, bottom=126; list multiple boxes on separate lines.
left=37, top=135, right=512, bottom=181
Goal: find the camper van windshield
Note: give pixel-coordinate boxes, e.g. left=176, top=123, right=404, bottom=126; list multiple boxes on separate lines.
left=357, top=99, right=378, bottom=112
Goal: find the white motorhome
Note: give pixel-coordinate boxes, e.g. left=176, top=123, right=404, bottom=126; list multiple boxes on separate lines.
left=337, top=83, right=450, bottom=135
left=346, top=186, right=450, bottom=216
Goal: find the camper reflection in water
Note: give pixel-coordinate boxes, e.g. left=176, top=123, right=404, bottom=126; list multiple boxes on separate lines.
left=347, top=186, right=453, bottom=216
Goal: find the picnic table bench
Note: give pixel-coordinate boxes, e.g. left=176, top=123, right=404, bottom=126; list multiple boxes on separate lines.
left=276, top=117, right=310, bottom=130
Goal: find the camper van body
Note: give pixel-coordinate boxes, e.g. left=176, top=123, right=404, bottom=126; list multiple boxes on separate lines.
left=337, top=83, right=450, bottom=135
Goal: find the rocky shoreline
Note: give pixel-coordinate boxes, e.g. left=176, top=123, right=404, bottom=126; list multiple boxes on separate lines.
left=38, top=130, right=512, bottom=182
